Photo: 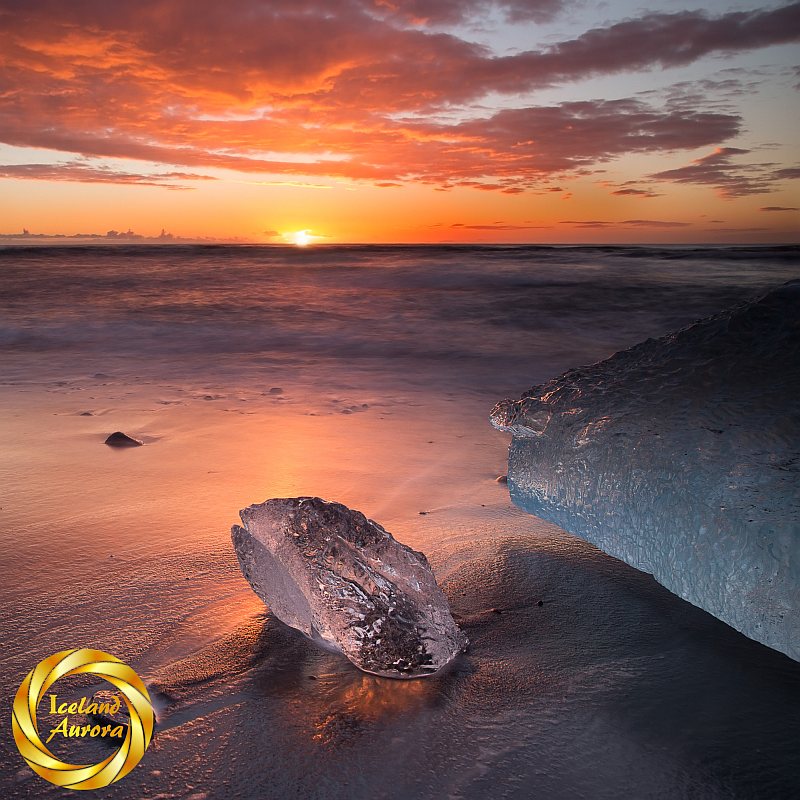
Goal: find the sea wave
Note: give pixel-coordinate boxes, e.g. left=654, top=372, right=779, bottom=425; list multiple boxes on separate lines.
left=1, top=245, right=797, bottom=393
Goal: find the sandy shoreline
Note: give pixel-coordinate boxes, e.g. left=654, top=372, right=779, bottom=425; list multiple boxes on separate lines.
left=0, top=378, right=512, bottom=682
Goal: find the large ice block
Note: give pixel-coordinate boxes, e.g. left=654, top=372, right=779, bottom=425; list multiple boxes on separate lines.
left=491, top=281, right=799, bottom=660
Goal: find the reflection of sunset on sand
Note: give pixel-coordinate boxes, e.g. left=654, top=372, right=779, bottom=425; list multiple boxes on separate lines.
left=310, top=671, right=440, bottom=745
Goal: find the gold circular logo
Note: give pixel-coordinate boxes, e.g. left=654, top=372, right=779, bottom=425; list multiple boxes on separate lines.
left=11, top=648, right=155, bottom=790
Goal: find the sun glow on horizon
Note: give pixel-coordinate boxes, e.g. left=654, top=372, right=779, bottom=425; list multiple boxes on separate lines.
left=290, top=230, right=313, bottom=246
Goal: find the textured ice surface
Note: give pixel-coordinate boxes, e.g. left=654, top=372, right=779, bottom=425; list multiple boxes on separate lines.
left=232, top=497, right=467, bottom=677
left=491, top=281, right=800, bottom=661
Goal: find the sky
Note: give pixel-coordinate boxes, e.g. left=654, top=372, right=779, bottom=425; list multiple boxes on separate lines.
left=0, top=0, right=798, bottom=243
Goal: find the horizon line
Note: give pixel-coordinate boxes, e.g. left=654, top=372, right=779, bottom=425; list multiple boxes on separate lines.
left=1, top=240, right=798, bottom=248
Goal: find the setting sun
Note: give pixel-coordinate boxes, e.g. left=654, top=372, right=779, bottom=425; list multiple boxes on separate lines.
left=292, top=230, right=312, bottom=247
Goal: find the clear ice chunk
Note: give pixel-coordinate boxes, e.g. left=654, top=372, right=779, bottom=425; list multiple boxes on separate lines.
left=232, top=497, right=467, bottom=677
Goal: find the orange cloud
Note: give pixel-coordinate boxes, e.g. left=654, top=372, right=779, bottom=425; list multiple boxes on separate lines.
left=1, top=0, right=799, bottom=195
left=649, top=147, right=798, bottom=197
left=0, top=161, right=214, bottom=188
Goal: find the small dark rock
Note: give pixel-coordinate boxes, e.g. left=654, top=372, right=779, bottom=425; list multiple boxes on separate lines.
left=105, top=431, right=143, bottom=447
left=537, top=600, right=544, bottom=607
left=268, top=387, right=283, bottom=395
left=308, top=675, right=317, bottom=680
left=490, top=607, right=503, bottom=614
left=418, top=511, right=428, bottom=515
left=496, top=475, right=508, bottom=484
left=80, top=411, right=94, bottom=417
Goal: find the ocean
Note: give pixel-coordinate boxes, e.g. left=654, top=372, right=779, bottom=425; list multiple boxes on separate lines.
left=1, top=244, right=798, bottom=799
left=3, top=243, right=798, bottom=393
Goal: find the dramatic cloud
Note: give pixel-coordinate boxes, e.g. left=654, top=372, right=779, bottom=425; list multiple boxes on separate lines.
left=0, top=97, right=743, bottom=192
left=336, top=99, right=741, bottom=193
left=560, top=219, right=690, bottom=228
left=610, top=187, right=663, bottom=198
left=773, top=167, right=800, bottom=179
left=649, top=147, right=800, bottom=196
left=0, top=161, right=214, bottom=188
left=532, top=4, right=800, bottom=78
left=0, top=228, right=240, bottom=242
left=369, top=0, right=566, bottom=25
left=0, top=1, right=798, bottom=191
left=622, top=219, right=691, bottom=228
left=450, top=222, right=551, bottom=229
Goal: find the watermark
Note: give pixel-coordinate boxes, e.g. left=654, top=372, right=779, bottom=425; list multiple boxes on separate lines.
left=12, top=648, right=155, bottom=790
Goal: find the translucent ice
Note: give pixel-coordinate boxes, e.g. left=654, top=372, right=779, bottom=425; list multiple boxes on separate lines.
left=232, top=497, right=467, bottom=677
left=491, top=281, right=799, bottom=661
